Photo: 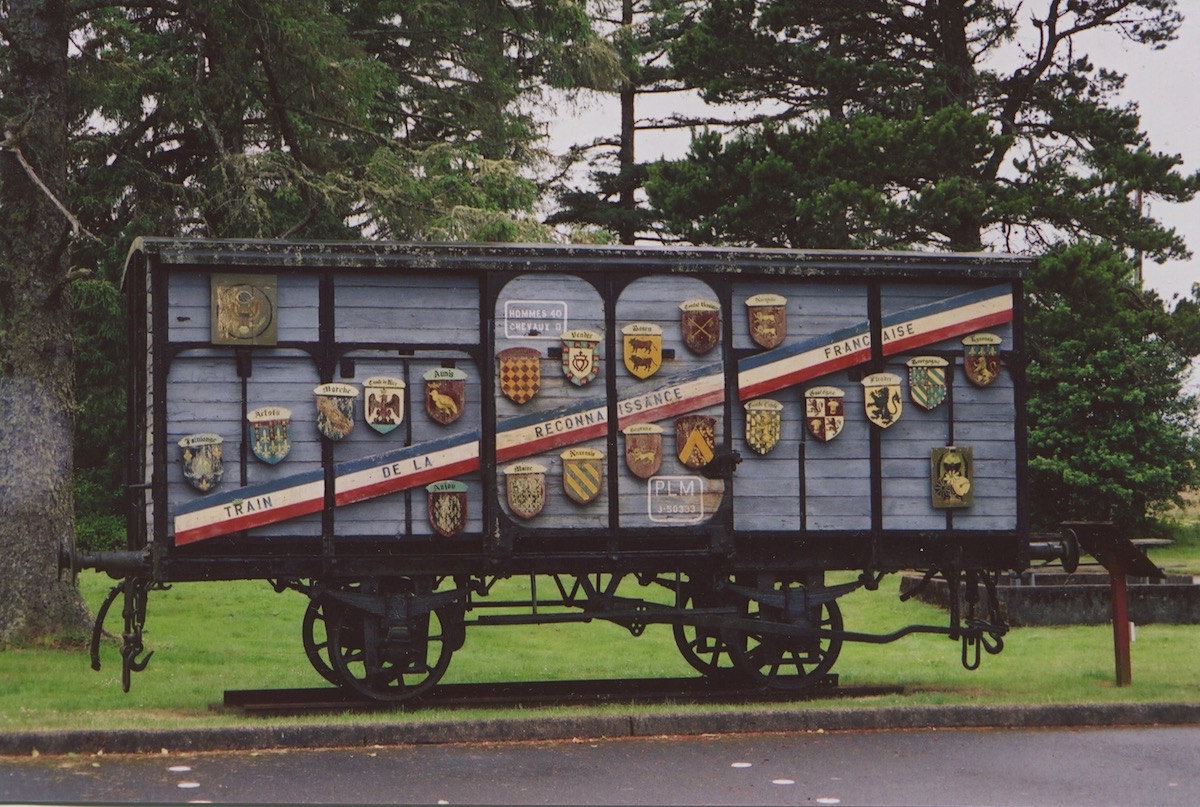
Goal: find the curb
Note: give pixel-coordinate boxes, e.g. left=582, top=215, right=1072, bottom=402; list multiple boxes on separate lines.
left=5, top=703, right=1200, bottom=757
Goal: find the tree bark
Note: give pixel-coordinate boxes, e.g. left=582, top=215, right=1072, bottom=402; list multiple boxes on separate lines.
left=0, top=0, right=94, bottom=645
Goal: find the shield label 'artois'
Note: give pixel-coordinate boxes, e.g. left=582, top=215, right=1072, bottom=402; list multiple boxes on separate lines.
left=247, top=406, right=291, bottom=464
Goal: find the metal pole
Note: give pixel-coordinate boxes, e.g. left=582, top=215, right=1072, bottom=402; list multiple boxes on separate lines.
left=1110, top=572, right=1132, bottom=687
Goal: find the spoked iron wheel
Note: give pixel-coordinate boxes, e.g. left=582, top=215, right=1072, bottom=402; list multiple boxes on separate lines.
left=327, top=594, right=456, bottom=703
left=672, top=583, right=744, bottom=683
left=301, top=597, right=342, bottom=687
left=724, top=583, right=844, bottom=691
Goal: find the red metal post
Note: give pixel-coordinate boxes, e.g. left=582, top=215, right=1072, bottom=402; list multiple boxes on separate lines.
left=1110, top=572, right=1132, bottom=687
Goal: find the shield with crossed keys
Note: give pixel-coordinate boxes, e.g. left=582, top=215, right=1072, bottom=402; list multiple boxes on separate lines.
left=680, top=299, right=721, bottom=355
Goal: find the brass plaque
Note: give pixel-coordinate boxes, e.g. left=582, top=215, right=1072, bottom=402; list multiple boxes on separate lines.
left=212, top=274, right=278, bottom=346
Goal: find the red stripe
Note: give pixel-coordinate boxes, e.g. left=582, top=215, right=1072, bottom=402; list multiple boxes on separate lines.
left=882, top=309, right=1012, bottom=357
left=175, top=498, right=325, bottom=546
left=496, top=421, right=609, bottom=463
left=617, top=387, right=726, bottom=430
left=334, top=456, right=480, bottom=507
left=738, top=350, right=867, bottom=401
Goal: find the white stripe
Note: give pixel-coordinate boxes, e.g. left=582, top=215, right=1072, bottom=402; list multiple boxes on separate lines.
left=334, top=439, right=480, bottom=497
left=174, top=478, right=325, bottom=535
left=893, top=295, right=1011, bottom=345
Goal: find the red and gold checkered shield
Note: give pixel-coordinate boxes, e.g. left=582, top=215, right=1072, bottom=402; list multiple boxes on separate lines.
left=497, top=347, right=541, bottom=405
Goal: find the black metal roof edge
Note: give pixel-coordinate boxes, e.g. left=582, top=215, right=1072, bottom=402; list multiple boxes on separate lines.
left=127, top=236, right=1032, bottom=277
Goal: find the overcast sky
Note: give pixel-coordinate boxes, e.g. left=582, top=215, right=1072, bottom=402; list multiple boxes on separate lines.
left=549, top=12, right=1199, bottom=305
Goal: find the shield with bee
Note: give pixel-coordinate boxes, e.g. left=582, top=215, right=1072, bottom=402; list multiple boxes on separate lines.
left=179, top=433, right=224, bottom=492
left=744, top=398, right=783, bottom=455
left=962, top=333, right=1002, bottom=387
left=561, top=448, right=605, bottom=505
left=745, top=293, right=787, bottom=349
left=246, top=406, right=291, bottom=464
left=497, top=347, right=541, bottom=405
left=862, top=373, right=903, bottom=429
left=562, top=329, right=602, bottom=387
left=314, top=383, right=358, bottom=440
left=424, top=367, right=466, bottom=425
left=680, top=299, right=721, bottom=355
left=363, top=376, right=405, bottom=434
left=426, top=480, right=468, bottom=537
left=623, top=423, right=663, bottom=479
left=906, top=356, right=948, bottom=411
left=503, top=462, right=547, bottom=520
left=804, top=386, right=845, bottom=442
left=676, top=414, right=716, bottom=470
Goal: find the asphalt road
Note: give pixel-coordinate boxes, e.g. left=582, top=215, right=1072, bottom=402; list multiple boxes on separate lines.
left=3, top=726, right=1197, bottom=806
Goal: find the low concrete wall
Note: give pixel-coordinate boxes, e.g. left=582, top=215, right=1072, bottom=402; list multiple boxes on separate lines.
left=898, top=572, right=1200, bottom=626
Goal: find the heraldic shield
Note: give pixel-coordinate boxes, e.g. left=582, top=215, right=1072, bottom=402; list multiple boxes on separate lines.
left=906, top=356, right=948, bottom=411
left=623, top=423, right=663, bottom=479
left=503, top=462, right=547, bottom=519
left=246, top=406, right=291, bottom=464
left=561, top=448, right=604, bottom=505
left=179, top=433, right=224, bottom=492
left=622, top=323, right=662, bottom=379
left=426, top=480, right=468, bottom=537
left=562, top=329, right=601, bottom=387
left=424, top=367, right=466, bottom=425
left=314, top=383, right=359, bottom=440
left=676, top=414, right=716, bottom=469
left=680, top=299, right=721, bottom=355
left=862, top=372, right=903, bottom=429
left=364, top=376, right=405, bottom=434
left=931, top=445, right=974, bottom=509
left=498, top=346, right=541, bottom=404
left=745, top=293, right=787, bottom=349
left=804, top=386, right=845, bottom=442
left=962, top=333, right=1002, bottom=387
left=744, top=398, right=783, bottom=455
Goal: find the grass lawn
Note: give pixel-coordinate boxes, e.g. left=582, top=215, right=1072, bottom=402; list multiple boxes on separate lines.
left=2, top=537, right=1197, bottom=735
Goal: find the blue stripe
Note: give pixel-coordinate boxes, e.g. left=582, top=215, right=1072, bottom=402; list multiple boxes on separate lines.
left=174, top=467, right=326, bottom=516
left=333, top=428, right=481, bottom=476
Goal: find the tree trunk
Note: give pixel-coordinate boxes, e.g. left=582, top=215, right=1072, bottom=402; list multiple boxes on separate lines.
left=0, top=0, right=94, bottom=645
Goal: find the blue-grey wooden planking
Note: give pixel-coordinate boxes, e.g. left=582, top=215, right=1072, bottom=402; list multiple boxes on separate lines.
left=167, top=272, right=320, bottom=343
left=334, top=273, right=481, bottom=344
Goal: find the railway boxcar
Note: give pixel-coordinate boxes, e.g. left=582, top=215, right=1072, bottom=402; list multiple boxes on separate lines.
left=69, top=238, right=1061, bottom=701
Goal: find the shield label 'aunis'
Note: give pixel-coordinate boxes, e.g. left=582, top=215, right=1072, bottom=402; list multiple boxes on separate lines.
left=424, top=367, right=466, bottom=425
left=247, top=406, right=291, bottom=464
left=623, top=423, right=664, bottom=479
left=314, top=383, right=359, bottom=440
left=680, top=299, right=721, bottom=355
left=179, top=433, right=224, bottom=492
left=498, top=347, right=541, bottom=405
left=363, top=376, right=405, bottom=434
left=561, top=448, right=605, bottom=505
left=426, top=480, right=468, bottom=537
left=504, top=462, right=547, bottom=519
left=744, top=398, right=783, bottom=455
left=675, top=414, right=717, bottom=469
left=862, top=373, right=903, bottom=429
left=745, top=293, right=787, bottom=349
left=962, top=333, right=1002, bottom=387
left=804, top=386, right=845, bottom=442
left=907, top=356, right=948, bottom=411
left=622, top=323, right=663, bottom=380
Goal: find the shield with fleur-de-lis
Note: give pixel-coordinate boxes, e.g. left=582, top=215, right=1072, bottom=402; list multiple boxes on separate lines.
left=622, top=323, right=663, bottom=380
left=314, top=383, right=359, bottom=440
left=680, top=299, right=721, bottom=355
left=562, top=329, right=602, bottom=387
left=497, top=347, right=541, bottom=405
left=862, top=373, right=903, bottom=429
left=745, top=293, right=787, bottom=349
left=363, top=376, right=405, bottom=434
left=744, top=398, right=783, bottom=455
left=906, top=356, right=949, bottom=411
left=503, top=462, right=547, bottom=520
left=247, top=406, right=291, bottom=465
left=561, top=448, right=605, bottom=505
left=179, top=433, right=224, bottom=492
left=804, top=386, right=845, bottom=442
left=426, top=480, right=468, bottom=537
left=962, top=333, right=1002, bottom=387
left=424, top=367, right=466, bottom=425
left=623, top=423, right=663, bottom=479
left=676, top=414, right=716, bottom=469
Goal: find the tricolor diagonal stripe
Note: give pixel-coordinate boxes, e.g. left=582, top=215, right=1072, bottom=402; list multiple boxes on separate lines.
left=172, top=284, right=1013, bottom=544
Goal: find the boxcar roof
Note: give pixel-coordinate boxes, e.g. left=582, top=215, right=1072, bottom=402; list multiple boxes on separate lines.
left=125, top=237, right=1030, bottom=283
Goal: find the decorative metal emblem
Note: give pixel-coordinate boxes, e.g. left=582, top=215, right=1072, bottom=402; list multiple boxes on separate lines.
left=932, top=445, right=974, bottom=509
left=744, top=398, right=783, bottom=455
left=314, top=383, right=359, bottom=440
left=211, top=274, right=277, bottom=346
left=561, top=447, right=605, bottom=505
left=623, top=423, right=664, bottom=479
left=363, top=376, right=405, bottom=435
left=426, top=480, right=468, bottom=537
left=497, top=347, right=541, bottom=405
left=179, top=433, right=224, bottom=492
left=680, top=299, right=721, bottom=355
left=503, top=462, right=547, bottom=520
left=862, top=373, right=903, bottom=429
left=745, top=293, right=787, bottom=349
left=675, top=414, right=717, bottom=469
left=246, top=406, right=291, bottom=465
left=424, top=368, right=466, bottom=425
left=562, top=329, right=602, bottom=387
left=622, top=323, right=663, bottom=380
left=963, top=333, right=1002, bottom=387
left=907, top=356, right=949, bottom=411
left=804, top=386, right=845, bottom=442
